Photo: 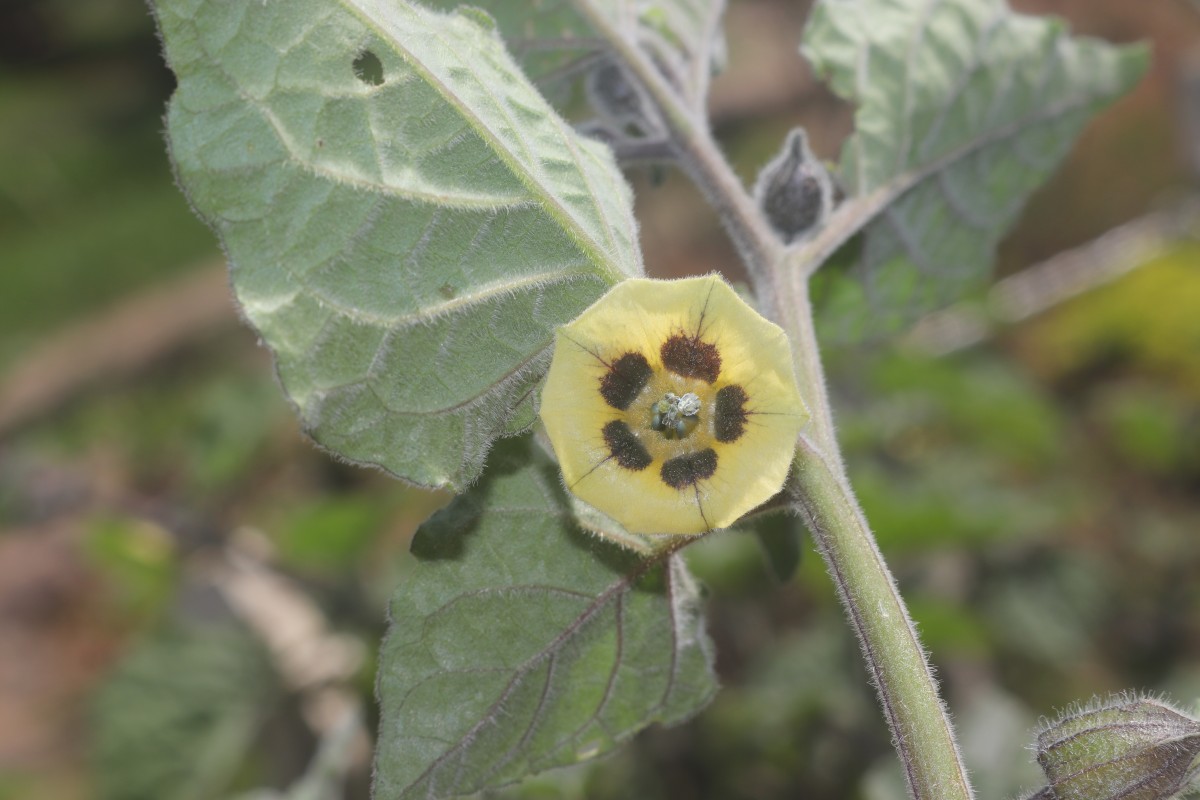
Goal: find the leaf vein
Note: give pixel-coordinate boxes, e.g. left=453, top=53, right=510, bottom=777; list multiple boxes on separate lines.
left=398, top=567, right=641, bottom=793
left=345, top=0, right=629, bottom=282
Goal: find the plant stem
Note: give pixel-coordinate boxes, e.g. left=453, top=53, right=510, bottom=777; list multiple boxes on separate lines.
left=749, top=188, right=977, bottom=800
left=791, top=434, right=975, bottom=800
left=768, top=274, right=840, bottom=459
left=567, top=1, right=785, bottom=289
left=772, top=236, right=975, bottom=800
left=574, top=4, right=977, bottom=797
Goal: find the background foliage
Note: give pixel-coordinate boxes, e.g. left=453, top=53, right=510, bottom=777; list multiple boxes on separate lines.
left=0, top=1, right=1198, bottom=799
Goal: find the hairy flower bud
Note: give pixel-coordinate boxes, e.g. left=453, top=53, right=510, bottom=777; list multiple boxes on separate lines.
left=753, top=128, right=833, bottom=244
left=1033, top=694, right=1200, bottom=800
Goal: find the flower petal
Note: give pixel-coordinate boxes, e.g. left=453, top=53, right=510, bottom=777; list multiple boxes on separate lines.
left=541, top=275, right=807, bottom=536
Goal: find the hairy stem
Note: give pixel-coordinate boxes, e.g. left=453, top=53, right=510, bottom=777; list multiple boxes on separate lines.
left=573, top=3, right=976, bottom=797
left=568, top=1, right=785, bottom=288
left=766, top=217, right=976, bottom=800
left=791, top=434, right=974, bottom=800
left=770, top=218, right=975, bottom=800
left=768, top=274, right=839, bottom=460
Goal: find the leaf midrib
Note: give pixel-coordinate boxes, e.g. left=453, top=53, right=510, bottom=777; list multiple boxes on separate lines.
left=342, top=0, right=630, bottom=285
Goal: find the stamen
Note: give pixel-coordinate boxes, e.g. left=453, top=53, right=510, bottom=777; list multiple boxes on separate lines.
left=650, top=391, right=701, bottom=439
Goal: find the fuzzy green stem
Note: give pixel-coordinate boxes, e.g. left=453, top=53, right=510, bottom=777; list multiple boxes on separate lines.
left=791, top=433, right=974, bottom=800
left=572, top=4, right=977, bottom=798
left=768, top=273, right=840, bottom=460
left=771, top=262, right=974, bottom=800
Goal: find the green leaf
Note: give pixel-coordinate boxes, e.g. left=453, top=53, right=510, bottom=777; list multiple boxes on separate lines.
left=742, top=509, right=804, bottom=583
left=152, top=0, right=643, bottom=490
left=419, top=0, right=594, bottom=101
left=419, top=0, right=726, bottom=109
left=801, top=0, right=1147, bottom=343
left=374, top=439, right=717, bottom=798
left=92, top=624, right=277, bottom=800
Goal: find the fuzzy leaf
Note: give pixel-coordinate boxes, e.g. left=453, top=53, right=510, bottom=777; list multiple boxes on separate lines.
left=801, top=0, right=1147, bottom=342
left=421, top=0, right=596, bottom=100
left=152, top=0, right=642, bottom=489
left=374, top=439, right=717, bottom=798
left=420, top=0, right=726, bottom=108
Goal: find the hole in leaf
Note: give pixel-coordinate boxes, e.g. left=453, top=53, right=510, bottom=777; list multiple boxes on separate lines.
left=352, top=50, right=384, bottom=86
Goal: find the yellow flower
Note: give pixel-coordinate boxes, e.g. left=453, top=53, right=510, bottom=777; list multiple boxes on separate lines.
left=540, top=275, right=808, bottom=535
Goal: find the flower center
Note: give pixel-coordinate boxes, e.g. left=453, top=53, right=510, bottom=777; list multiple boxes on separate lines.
left=650, top=391, right=701, bottom=440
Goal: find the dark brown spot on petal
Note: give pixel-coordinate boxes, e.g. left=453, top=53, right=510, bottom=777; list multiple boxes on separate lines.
left=602, top=421, right=652, bottom=470
left=661, top=335, right=720, bottom=383
left=600, top=352, right=652, bottom=410
left=660, top=448, right=717, bottom=489
left=714, top=384, right=749, bottom=443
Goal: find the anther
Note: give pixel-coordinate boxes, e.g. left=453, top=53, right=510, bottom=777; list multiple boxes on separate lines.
left=650, top=391, right=701, bottom=440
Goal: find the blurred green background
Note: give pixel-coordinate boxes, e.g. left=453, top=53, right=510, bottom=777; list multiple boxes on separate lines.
left=1, top=1, right=1198, bottom=799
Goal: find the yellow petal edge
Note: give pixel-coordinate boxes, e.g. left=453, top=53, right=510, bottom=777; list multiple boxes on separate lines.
left=540, top=274, right=808, bottom=535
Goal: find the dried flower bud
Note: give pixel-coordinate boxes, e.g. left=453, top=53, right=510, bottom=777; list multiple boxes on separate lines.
left=754, top=128, right=833, bottom=244
left=585, top=61, right=659, bottom=137
left=575, top=119, right=621, bottom=147
left=1034, top=693, right=1200, bottom=800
